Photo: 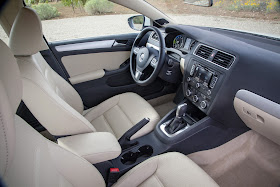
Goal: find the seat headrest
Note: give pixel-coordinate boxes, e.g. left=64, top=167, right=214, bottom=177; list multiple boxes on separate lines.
left=0, top=40, right=22, bottom=113
left=9, top=7, right=45, bottom=56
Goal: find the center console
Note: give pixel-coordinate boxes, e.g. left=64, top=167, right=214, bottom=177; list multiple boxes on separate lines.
left=183, top=58, right=224, bottom=113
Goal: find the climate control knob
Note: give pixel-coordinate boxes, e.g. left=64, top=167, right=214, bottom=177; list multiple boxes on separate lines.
left=196, top=83, right=200, bottom=88
left=193, top=95, right=199, bottom=103
left=200, top=101, right=207, bottom=109
left=186, top=89, right=192, bottom=97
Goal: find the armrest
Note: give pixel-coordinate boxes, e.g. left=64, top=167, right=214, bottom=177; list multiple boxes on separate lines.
left=57, top=132, right=121, bottom=164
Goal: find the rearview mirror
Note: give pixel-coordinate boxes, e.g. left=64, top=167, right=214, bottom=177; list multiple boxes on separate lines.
left=128, top=15, right=151, bottom=31
left=184, top=0, right=213, bottom=7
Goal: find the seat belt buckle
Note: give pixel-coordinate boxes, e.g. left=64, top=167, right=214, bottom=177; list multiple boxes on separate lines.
left=108, top=168, right=120, bottom=184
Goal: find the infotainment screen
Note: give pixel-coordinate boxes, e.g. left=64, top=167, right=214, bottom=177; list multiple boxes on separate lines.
left=195, top=67, right=213, bottom=85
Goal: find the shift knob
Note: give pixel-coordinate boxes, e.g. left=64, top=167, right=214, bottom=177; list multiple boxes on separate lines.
left=176, top=103, right=188, bottom=118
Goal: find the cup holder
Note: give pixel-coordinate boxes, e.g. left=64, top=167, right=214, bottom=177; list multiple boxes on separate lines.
left=121, top=145, right=153, bottom=165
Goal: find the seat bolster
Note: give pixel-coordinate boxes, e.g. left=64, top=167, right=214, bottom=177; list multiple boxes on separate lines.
left=21, top=78, right=95, bottom=136
left=113, top=152, right=219, bottom=187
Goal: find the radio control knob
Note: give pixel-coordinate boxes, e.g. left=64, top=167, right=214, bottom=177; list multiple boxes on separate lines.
left=186, top=89, right=192, bottom=97
left=200, top=101, right=207, bottom=109
left=196, top=83, right=200, bottom=88
left=193, top=95, right=199, bottom=103
left=187, top=77, right=191, bottom=82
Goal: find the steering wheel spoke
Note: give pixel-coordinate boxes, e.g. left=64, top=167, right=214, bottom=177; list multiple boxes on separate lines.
left=149, top=56, right=158, bottom=68
left=135, top=69, right=143, bottom=81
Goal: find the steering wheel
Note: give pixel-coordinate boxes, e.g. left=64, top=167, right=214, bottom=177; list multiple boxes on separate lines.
left=130, top=27, right=166, bottom=86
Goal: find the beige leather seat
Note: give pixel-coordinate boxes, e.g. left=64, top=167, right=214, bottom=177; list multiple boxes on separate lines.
left=0, top=39, right=219, bottom=187
left=9, top=7, right=160, bottom=140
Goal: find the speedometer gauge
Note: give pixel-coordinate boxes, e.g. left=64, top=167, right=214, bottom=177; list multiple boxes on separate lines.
left=173, top=35, right=184, bottom=49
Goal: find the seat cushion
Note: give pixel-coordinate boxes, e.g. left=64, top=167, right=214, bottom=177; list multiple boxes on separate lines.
left=84, top=92, right=160, bottom=140
left=113, top=152, right=219, bottom=187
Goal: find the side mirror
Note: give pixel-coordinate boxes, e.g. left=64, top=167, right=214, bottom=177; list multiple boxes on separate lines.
left=128, top=15, right=151, bottom=31
left=184, top=0, right=213, bottom=7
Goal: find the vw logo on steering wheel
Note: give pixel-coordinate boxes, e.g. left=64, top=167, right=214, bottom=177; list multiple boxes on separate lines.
left=139, top=53, right=145, bottom=62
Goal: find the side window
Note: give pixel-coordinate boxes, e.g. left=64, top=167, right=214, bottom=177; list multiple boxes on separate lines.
left=0, top=24, right=9, bottom=45
left=24, top=0, right=140, bottom=42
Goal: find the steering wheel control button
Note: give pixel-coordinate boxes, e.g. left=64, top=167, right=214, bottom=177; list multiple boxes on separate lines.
left=190, top=65, right=196, bottom=76
left=186, top=89, right=192, bottom=97
left=133, top=47, right=140, bottom=54
left=150, top=58, right=157, bottom=68
left=200, top=101, right=207, bottom=109
left=193, top=95, right=199, bottom=102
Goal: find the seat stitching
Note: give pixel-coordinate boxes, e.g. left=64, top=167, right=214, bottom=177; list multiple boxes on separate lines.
left=0, top=112, right=8, bottom=175
left=102, top=115, right=117, bottom=137
left=154, top=173, right=165, bottom=187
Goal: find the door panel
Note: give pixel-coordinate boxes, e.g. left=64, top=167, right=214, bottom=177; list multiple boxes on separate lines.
left=48, top=33, right=178, bottom=108
left=61, top=51, right=130, bottom=84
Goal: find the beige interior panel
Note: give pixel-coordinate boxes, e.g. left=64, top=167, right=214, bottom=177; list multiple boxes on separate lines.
left=234, top=97, right=280, bottom=145
left=62, top=51, right=130, bottom=82
left=69, top=69, right=105, bottom=85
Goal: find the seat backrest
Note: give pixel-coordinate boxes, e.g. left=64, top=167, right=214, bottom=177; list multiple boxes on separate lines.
left=0, top=39, right=105, bottom=187
left=9, top=7, right=95, bottom=136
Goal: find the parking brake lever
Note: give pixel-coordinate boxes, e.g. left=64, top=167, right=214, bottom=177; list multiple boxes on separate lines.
left=118, top=118, right=150, bottom=150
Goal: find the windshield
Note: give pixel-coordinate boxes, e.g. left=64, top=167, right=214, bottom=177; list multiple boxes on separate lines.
left=145, top=0, right=280, bottom=39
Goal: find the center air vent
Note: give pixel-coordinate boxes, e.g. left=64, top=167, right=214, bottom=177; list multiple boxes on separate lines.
left=212, top=51, right=234, bottom=68
left=195, top=45, right=213, bottom=60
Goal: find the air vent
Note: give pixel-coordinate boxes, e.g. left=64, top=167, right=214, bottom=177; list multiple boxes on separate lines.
left=212, top=51, right=234, bottom=68
left=195, top=45, right=214, bottom=60
left=151, top=32, right=159, bottom=41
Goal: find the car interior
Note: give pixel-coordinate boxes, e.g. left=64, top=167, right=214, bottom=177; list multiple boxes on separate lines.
left=0, top=0, right=280, bottom=186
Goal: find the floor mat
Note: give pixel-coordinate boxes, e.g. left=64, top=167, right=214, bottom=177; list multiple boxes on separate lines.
left=188, top=130, right=280, bottom=187
left=148, top=94, right=176, bottom=118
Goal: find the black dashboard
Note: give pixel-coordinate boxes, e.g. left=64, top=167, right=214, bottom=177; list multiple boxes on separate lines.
left=146, top=25, right=280, bottom=129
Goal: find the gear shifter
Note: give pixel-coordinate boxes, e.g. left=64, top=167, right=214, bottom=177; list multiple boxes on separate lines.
left=166, top=103, right=188, bottom=134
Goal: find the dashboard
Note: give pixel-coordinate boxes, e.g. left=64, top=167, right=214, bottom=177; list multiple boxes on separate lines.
left=146, top=24, right=280, bottom=129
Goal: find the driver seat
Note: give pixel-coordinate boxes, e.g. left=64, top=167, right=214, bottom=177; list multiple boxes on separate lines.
left=9, top=7, right=160, bottom=140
